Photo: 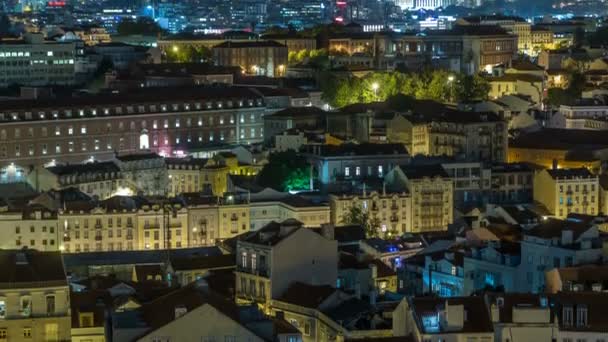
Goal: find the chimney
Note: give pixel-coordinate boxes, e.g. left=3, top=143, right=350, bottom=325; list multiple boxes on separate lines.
left=561, top=230, right=573, bottom=245
left=369, top=263, right=378, bottom=279
left=320, top=223, right=335, bottom=240
left=490, top=303, right=500, bottom=323
left=174, top=305, right=187, bottom=319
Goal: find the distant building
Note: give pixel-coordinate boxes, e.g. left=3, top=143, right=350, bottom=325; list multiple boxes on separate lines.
left=545, top=264, right=608, bottom=293
left=0, top=33, right=76, bottom=87
left=213, top=41, right=288, bottom=77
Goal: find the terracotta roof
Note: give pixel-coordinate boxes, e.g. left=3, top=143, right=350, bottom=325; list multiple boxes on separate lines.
left=170, top=254, right=235, bottom=271
left=276, top=282, right=337, bottom=308
left=0, top=250, right=67, bottom=288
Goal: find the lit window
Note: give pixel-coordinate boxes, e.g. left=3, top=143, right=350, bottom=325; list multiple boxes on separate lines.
left=345, top=167, right=350, bottom=177
left=80, top=125, right=87, bottom=134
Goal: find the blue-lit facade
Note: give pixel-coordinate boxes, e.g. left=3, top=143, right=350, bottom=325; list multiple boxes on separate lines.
left=422, top=253, right=464, bottom=297
left=463, top=243, right=521, bottom=295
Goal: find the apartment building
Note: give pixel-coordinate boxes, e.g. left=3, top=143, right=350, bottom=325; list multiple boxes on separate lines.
left=384, top=164, right=454, bottom=233
left=302, top=143, right=410, bottom=192
left=250, top=196, right=330, bottom=230
left=60, top=196, right=139, bottom=253
left=235, top=220, right=338, bottom=310
left=0, top=33, right=76, bottom=87
left=533, top=168, right=599, bottom=219
left=409, top=111, right=507, bottom=163
left=329, top=190, right=411, bottom=236
left=0, top=204, right=59, bottom=251
left=519, top=217, right=602, bottom=293
left=393, top=296, right=494, bottom=341
left=484, top=293, right=554, bottom=342
left=0, top=86, right=266, bottom=168
left=166, top=157, right=230, bottom=196
left=551, top=292, right=608, bottom=342
left=0, top=250, right=71, bottom=342
left=213, top=41, right=288, bottom=77
left=463, top=241, right=520, bottom=295
left=137, top=201, right=189, bottom=251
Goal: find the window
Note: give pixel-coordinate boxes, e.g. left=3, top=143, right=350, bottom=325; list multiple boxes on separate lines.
left=20, top=296, right=31, bottom=317
left=563, top=305, right=573, bottom=326
left=576, top=305, right=587, bottom=327
left=241, top=251, right=247, bottom=268
left=46, top=295, right=55, bottom=315
left=0, top=328, right=6, bottom=339
left=23, top=327, right=31, bottom=338
left=0, top=299, right=5, bottom=319
left=345, top=167, right=350, bottom=177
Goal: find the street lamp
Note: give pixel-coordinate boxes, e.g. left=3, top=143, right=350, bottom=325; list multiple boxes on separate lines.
left=371, top=82, right=379, bottom=101
left=447, top=75, right=455, bottom=103
left=172, top=45, right=179, bottom=53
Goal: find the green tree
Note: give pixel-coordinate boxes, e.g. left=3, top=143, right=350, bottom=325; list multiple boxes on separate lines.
left=341, top=206, right=381, bottom=238
left=545, top=87, right=577, bottom=107
left=257, top=151, right=311, bottom=191
left=453, top=74, right=490, bottom=102
left=117, top=17, right=162, bottom=36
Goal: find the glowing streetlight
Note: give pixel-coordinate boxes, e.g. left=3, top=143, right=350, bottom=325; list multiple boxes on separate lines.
left=172, top=45, right=179, bottom=53
left=371, top=82, right=379, bottom=101
left=447, top=75, right=455, bottom=83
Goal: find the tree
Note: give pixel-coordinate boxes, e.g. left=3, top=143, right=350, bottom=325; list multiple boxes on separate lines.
left=117, top=17, right=162, bottom=36
left=256, top=151, right=311, bottom=192
left=545, top=87, right=577, bottom=107
left=453, top=74, right=490, bottom=102
left=341, top=205, right=381, bottom=238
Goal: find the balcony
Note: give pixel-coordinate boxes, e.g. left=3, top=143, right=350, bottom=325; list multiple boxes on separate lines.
left=126, top=222, right=134, bottom=228
left=126, top=235, right=133, bottom=240
left=95, top=223, right=102, bottom=229
left=169, top=222, right=182, bottom=228
left=63, top=236, right=70, bottom=242
left=237, top=265, right=269, bottom=277
left=390, top=216, right=399, bottom=222
left=95, top=235, right=103, bottom=241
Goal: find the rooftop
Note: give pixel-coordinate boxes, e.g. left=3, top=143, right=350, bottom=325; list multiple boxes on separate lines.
left=0, top=250, right=67, bottom=288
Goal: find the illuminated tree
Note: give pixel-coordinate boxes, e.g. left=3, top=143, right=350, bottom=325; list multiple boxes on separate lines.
left=341, top=206, right=381, bottom=238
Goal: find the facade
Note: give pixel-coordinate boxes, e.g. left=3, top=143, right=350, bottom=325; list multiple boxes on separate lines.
left=0, top=250, right=71, bottom=342
left=519, top=217, right=602, bottom=293
left=0, top=204, right=59, bottom=251
left=533, top=168, right=599, bottom=219
left=0, top=87, right=266, bottom=168
left=60, top=197, right=139, bottom=253
left=393, top=296, right=495, bottom=342
left=330, top=190, right=411, bottom=236
left=408, top=111, right=507, bottom=163
left=213, top=41, right=288, bottom=77
left=0, top=33, right=76, bottom=87
left=463, top=241, right=520, bottom=295
left=386, top=165, right=454, bottom=233
left=235, top=220, right=338, bottom=309
left=302, top=143, right=410, bottom=192
left=249, top=196, right=330, bottom=230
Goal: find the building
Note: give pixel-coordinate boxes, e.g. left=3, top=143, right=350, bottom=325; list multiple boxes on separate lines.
left=489, top=163, right=534, bottom=204
left=533, top=168, right=599, bottom=219
left=137, top=200, right=189, bottom=251
left=112, top=283, right=301, bottom=342
left=519, top=217, right=602, bottom=293
left=70, top=291, right=106, bottom=342
left=59, top=196, right=140, bottom=253
left=551, top=292, right=608, bottom=342
left=270, top=282, right=395, bottom=342
left=545, top=264, right=608, bottom=293
left=487, top=73, right=544, bottom=105
left=250, top=196, right=330, bottom=230
left=463, top=241, right=521, bottom=295
left=0, top=33, right=76, bottom=87
left=408, top=110, right=507, bottom=162
left=213, top=41, right=288, bottom=77
left=263, top=107, right=325, bottom=143
left=260, top=33, right=317, bottom=53
left=234, top=219, right=338, bottom=309
left=0, top=86, right=266, bottom=168
left=302, top=143, right=410, bottom=192
left=393, top=296, right=494, bottom=341
left=0, top=249, right=71, bottom=341
left=484, top=293, right=554, bottom=342
left=329, top=190, right=411, bottom=236
left=508, top=129, right=608, bottom=171
left=0, top=203, right=59, bottom=251
left=385, top=164, right=454, bottom=233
